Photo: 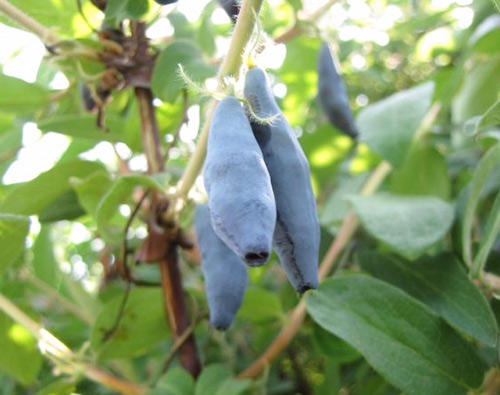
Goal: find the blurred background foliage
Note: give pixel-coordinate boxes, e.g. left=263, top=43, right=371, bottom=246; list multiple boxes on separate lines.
left=0, top=0, right=500, bottom=394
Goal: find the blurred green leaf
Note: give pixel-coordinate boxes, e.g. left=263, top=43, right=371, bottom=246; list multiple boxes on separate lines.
left=105, top=0, right=150, bottom=24
left=0, top=0, right=90, bottom=36
left=32, top=226, right=59, bottom=288
left=348, top=194, right=454, bottom=260
left=472, top=100, right=500, bottom=136
left=0, top=159, right=104, bottom=216
left=358, top=82, right=434, bottom=167
left=320, top=173, right=369, bottom=234
left=195, top=364, right=250, bottom=395
left=0, top=214, right=29, bottom=275
left=452, top=56, right=500, bottom=123
left=34, top=378, right=76, bottom=395
left=91, top=288, right=169, bottom=360
left=238, top=288, right=284, bottom=323
left=71, top=170, right=113, bottom=217
left=280, top=37, right=321, bottom=126
left=37, top=115, right=130, bottom=143
left=306, top=275, right=485, bottom=395
left=195, top=364, right=233, bottom=395
left=39, top=190, right=86, bottom=223
left=0, top=313, right=42, bottom=385
left=473, top=190, right=500, bottom=275
left=150, top=367, right=194, bottom=395
left=462, top=142, right=500, bottom=270
left=389, top=145, right=451, bottom=200
left=152, top=40, right=216, bottom=103
left=0, top=74, right=51, bottom=114
left=358, top=252, right=498, bottom=346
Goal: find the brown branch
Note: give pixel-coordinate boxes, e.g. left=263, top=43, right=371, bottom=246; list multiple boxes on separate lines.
left=159, top=244, right=201, bottom=377
left=135, top=87, right=164, bottom=174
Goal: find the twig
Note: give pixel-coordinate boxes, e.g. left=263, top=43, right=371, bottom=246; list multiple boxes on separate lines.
left=0, top=292, right=147, bottom=395
left=237, top=162, right=391, bottom=379
left=119, top=190, right=151, bottom=281
left=0, top=0, right=60, bottom=44
left=21, top=270, right=93, bottom=325
left=172, top=0, right=265, bottom=212
left=102, top=282, right=132, bottom=343
left=274, top=0, right=337, bottom=44
left=161, top=317, right=199, bottom=374
left=159, top=245, right=201, bottom=377
left=135, top=87, right=164, bottom=175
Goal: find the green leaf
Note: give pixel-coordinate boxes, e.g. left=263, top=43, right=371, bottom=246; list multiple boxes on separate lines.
left=95, top=174, right=166, bottom=243
left=452, top=57, right=500, bottom=123
left=0, top=0, right=89, bottom=36
left=195, top=364, right=233, bottom=395
left=358, top=82, right=434, bottom=167
left=473, top=100, right=500, bottom=136
left=473, top=190, right=500, bottom=275
left=280, top=37, right=321, bottom=126
left=237, top=288, right=284, bottom=323
left=0, top=313, right=42, bottom=385
left=0, top=214, right=30, bottom=275
left=0, top=74, right=51, bottom=114
left=71, top=171, right=113, bottom=217
left=91, top=288, right=169, bottom=360
left=462, top=143, right=500, bottom=269
left=347, top=194, right=454, bottom=260
left=358, top=252, right=498, bottom=346
left=32, top=226, right=60, bottom=288
left=105, top=0, right=150, bottom=24
left=34, top=378, right=76, bottom=395
left=197, top=5, right=217, bottom=57
left=215, top=379, right=252, bottom=395
left=320, top=173, right=369, bottom=234
left=389, top=145, right=451, bottom=200
left=37, top=115, right=129, bottom=143
left=306, top=275, right=485, bottom=395
left=38, top=190, right=86, bottom=223
left=1, top=159, right=104, bottom=216
left=152, top=40, right=217, bottom=103
left=313, top=324, right=361, bottom=363
left=150, top=367, right=194, bottom=395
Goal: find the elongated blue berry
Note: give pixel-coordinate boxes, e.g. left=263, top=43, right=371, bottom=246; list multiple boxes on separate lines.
left=195, top=204, right=248, bottom=330
left=244, top=67, right=320, bottom=293
left=203, top=96, right=276, bottom=266
left=154, top=0, right=177, bottom=4
left=217, top=0, right=240, bottom=22
left=317, top=42, right=359, bottom=139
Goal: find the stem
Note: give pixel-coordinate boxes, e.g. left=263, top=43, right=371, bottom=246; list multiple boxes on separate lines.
left=0, top=292, right=147, bottom=395
left=135, top=87, right=163, bottom=174
left=21, top=271, right=93, bottom=325
left=159, top=246, right=201, bottom=377
left=173, top=0, right=264, bottom=206
left=237, top=161, right=392, bottom=379
left=274, top=0, right=337, bottom=44
left=0, top=0, right=60, bottom=43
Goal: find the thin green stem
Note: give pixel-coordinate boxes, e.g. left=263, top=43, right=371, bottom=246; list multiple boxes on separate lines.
left=0, top=0, right=60, bottom=43
left=0, top=292, right=148, bottom=395
left=21, top=270, right=93, bottom=325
